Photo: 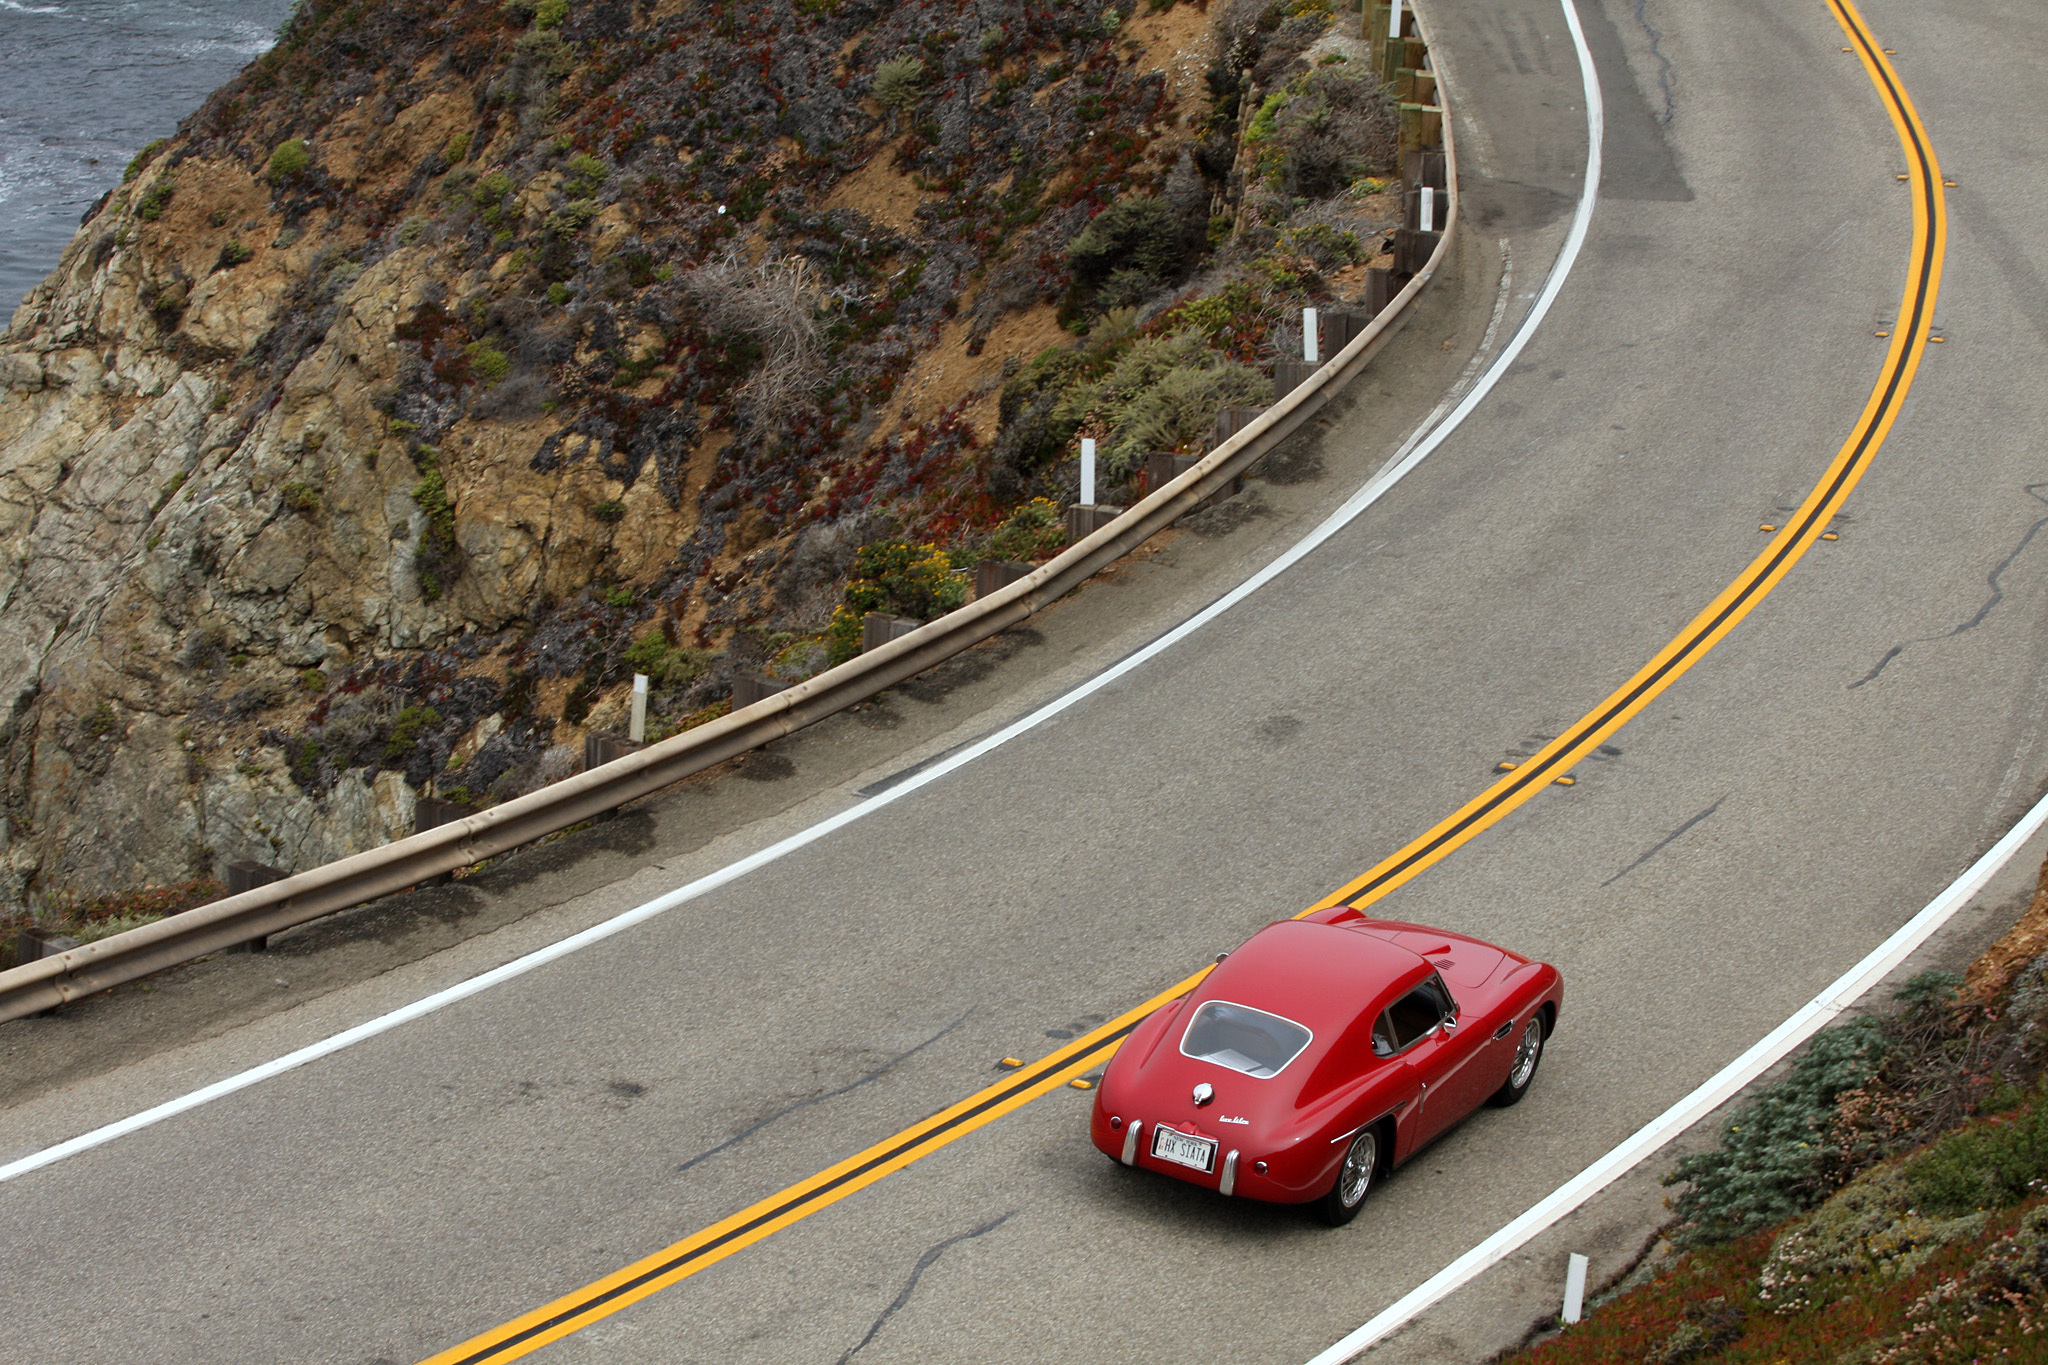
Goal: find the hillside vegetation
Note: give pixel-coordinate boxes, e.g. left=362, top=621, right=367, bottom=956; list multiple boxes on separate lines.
left=0, top=0, right=1405, bottom=929
left=1501, top=863, right=2048, bottom=1365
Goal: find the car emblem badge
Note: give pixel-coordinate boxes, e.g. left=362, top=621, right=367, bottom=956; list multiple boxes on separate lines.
left=1192, top=1082, right=1214, bottom=1106
left=1220, top=1115, right=1249, bottom=1125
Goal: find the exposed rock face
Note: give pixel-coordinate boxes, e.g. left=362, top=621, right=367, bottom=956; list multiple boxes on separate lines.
left=0, top=0, right=1236, bottom=909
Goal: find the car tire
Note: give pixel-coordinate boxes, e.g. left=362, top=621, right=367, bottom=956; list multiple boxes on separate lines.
left=1315, top=1127, right=1380, bottom=1227
left=1489, top=1014, right=1547, bottom=1108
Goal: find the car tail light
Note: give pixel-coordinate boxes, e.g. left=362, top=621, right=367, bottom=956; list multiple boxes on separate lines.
left=1253, top=1160, right=1268, bottom=1175
left=1108, top=1115, right=1123, bottom=1130
left=1120, top=1120, right=1143, bottom=1166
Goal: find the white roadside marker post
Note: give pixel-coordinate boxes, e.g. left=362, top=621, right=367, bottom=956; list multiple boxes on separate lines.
left=1303, top=307, right=1319, bottom=364
left=630, top=673, right=648, bottom=744
left=1420, top=183, right=1435, bottom=231
left=1081, top=436, right=1097, bottom=506
left=1561, top=1252, right=1589, bottom=1325
left=1391, top=0, right=1404, bottom=40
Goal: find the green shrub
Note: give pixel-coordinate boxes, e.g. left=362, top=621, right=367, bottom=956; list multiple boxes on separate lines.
left=826, top=541, right=966, bottom=664
left=623, top=630, right=670, bottom=676
left=298, top=668, right=328, bottom=693
left=280, top=481, right=320, bottom=515
left=1243, top=67, right=1398, bottom=199
left=216, top=240, right=254, bottom=270
left=1665, top=1016, right=1889, bottom=1248
left=1054, top=330, right=1270, bottom=480
left=547, top=282, right=573, bottom=306
left=382, top=705, right=442, bottom=763
left=267, top=138, right=312, bottom=183
left=873, top=53, right=929, bottom=110
left=398, top=216, right=431, bottom=245
left=980, top=498, right=1067, bottom=562
left=124, top=139, right=167, bottom=183
left=1276, top=220, right=1366, bottom=269
left=1065, top=196, right=1184, bottom=300
left=533, top=0, right=568, bottom=28
left=1905, top=1091, right=2048, bottom=1216
left=565, top=152, right=609, bottom=194
left=591, top=499, right=626, bottom=523
left=546, top=198, right=600, bottom=236
left=443, top=131, right=472, bottom=164
left=472, top=170, right=514, bottom=209
left=135, top=180, right=176, bottom=222
left=465, top=341, right=511, bottom=385
left=411, top=464, right=459, bottom=599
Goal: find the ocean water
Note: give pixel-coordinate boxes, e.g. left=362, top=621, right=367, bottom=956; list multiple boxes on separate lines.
left=0, top=0, right=291, bottom=313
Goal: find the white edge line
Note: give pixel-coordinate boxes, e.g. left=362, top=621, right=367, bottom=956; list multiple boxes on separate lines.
left=1302, top=783, right=2048, bottom=1365
left=0, top=11, right=1603, bottom=1187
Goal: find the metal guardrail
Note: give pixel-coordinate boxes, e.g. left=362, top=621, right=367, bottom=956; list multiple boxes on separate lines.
left=0, top=50, right=1460, bottom=1024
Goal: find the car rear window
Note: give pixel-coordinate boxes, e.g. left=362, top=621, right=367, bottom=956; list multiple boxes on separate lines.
left=1179, top=1000, right=1313, bottom=1078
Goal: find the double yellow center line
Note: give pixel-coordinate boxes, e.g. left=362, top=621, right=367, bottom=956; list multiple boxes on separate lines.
left=424, top=5, right=1941, bottom=1357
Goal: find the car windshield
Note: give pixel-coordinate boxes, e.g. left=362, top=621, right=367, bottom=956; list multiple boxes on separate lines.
left=1179, top=1000, right=1313, bottom=1078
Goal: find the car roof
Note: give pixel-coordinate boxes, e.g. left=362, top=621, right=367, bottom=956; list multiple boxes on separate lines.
left=1198, top=920, right=1433, bottom=1035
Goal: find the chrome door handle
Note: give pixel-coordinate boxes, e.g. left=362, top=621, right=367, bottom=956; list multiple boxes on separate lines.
left=1492, top=1020, right=1514, bottom=1040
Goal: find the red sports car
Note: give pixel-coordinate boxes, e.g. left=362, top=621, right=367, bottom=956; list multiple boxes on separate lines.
left=1090, top=907, right=1563, bottom=1224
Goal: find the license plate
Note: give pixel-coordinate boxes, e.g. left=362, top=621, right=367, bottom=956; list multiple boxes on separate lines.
left=1151, top=1125, right=1218, bottom=1173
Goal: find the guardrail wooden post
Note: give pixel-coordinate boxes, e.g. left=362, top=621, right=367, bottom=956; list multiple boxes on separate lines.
left=730, top=671, right=782, bottom=709
left=1146, top=452, right=1242, bottom=509
left=1399, top=101, right=1443, bottom=154
left=1364, top=267, right=1397, bottom=315
left=14, top=927, right=80, bottom=965
left=224, top=860, right=286, bottom=951
left=861, top=612, right=922, bottom=653
left=1211, top=405, right=1263, bottom=449
left=1274, top=359, right=1318, bottom=397
left=579, top=736, right=644, bottom=819
left=973, top=559, right=1035, bottom=598
left=12, top=928, right=78, bottom=1014
left=1065, top=503, right=1126, bottom=540
left=1406, top=183, right=1443, bottom=232
left=1392, top=227, right=1439, bottom=276
left=1403, top=147, right=1447, bottom=191
left=414, top=796, right=477, bottom=872
left=1325, top=308, right=1374, bottom=351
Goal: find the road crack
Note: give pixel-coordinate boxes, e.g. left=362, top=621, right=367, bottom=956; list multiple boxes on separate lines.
left=675, top=1011, right=970, bottom=1174
left=1631, top=0, right=1676, bottom=125
left=837, top=1211, right=1015, bottom=1364
left=1844, top=484, right=2048, bottom=689
left=1603, top=796, right=1724, bottom=887
left=1848, top=644, right=1903, bottom=690
left=1949, top=482, right=2048, bottom=637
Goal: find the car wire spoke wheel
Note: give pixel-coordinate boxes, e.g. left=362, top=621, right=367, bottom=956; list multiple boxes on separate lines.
left=1510, top=1019, right=1543, bottom=1089
left=1490, top=1014, right=1547, bottom=1108
left=1316, top=1126, right=1380, bottom=1225
left=1338, top=1129, right=1377, bottom=1208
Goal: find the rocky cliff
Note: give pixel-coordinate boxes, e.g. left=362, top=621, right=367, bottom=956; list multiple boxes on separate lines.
left=0, top=0, right=1398, bottom=918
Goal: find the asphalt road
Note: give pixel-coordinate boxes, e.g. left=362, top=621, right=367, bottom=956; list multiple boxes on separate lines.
left=7, top=0, right=2048, bottom=1362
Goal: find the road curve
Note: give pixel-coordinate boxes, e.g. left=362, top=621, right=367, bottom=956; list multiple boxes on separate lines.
left=6, top=0, right=2048, bottom=1363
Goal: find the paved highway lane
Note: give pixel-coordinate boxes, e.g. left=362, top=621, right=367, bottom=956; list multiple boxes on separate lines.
left=7, top=0, right=2048, bottom=1361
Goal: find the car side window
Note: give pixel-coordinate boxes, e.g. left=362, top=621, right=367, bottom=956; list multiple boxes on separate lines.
left=1422, top=973, right=1458, bottom=1020
left=1380, top=982, right=1448, bottom=1053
